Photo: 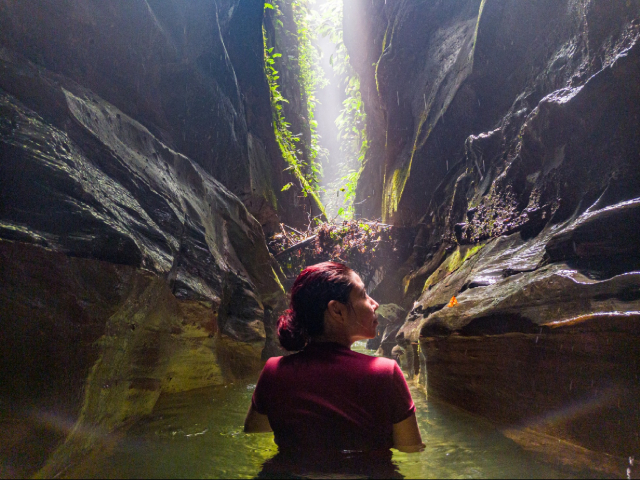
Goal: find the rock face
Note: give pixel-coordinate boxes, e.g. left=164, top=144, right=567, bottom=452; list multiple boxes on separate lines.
left=0, top=0, right=310, bottom=232
left=345, top=0, right=640, bottom=474
left=365, top=304, right=406, bottom=357
left=0, top=1, right=290, bottom=476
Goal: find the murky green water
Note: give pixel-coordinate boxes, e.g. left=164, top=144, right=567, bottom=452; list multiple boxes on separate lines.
left=79, top=343, right=585, bottom=479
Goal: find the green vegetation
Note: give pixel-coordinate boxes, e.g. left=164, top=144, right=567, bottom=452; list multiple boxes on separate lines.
left=293, top=0, right=327, bottom=165
left=317, top=0, right=367, bottom=220
left=268, top=220, right=400, bottom=284
left=263, top=1, right=327, bottom=220
left=263, top=0, right=367, bottom=222
left=422, top=243, right=486, bottom=293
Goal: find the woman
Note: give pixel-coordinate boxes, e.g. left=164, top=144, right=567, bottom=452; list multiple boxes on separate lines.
left=244, top=262, right=424, bottom=475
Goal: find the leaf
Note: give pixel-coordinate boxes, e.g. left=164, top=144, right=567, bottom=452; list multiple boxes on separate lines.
left=281, top=182, right=294, bottom=192
left=264, top=3, right=274, bottom=9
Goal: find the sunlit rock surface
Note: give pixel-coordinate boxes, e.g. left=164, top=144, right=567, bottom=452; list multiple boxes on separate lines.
left=345, top=0, right=640, bottom=474
left=0, top=6, right=288, bottom=475
left=0, top=0, right=311, bottom=232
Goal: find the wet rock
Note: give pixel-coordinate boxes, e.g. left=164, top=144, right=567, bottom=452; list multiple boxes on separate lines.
left=404, top=239, right=640, bottom=341
left=0, top=0, right=308, bottom=231
left=390, top=345, right=405, bottom=364
left=347, top=0, right=640, bottom=469
left=545, top=198, right=640, bottom=268
left=399, top=231, right=640, bottom=475
left=420, top=319, right=640, bottom=477
left=0, top=34, right=286, bottom=477
left=226, top=0, right=321, bottom=229
left=363, top=304, right=406, bottom=356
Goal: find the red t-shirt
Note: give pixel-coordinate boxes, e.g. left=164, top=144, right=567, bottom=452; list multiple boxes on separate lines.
left=252, top=342, right=415, bottom=453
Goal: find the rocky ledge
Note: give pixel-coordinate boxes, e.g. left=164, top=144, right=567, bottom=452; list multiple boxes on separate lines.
left=0, top=42, right=284, bottom=478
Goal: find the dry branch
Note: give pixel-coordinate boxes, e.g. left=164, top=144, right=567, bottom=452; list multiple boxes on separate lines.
left=274, top=235, right=318, bottom=258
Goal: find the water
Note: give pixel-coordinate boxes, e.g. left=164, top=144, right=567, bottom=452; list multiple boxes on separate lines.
left=74, top=342, right=579, bottom=479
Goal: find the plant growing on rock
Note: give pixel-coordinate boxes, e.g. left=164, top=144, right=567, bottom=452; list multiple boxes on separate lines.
left=268, top=220, right=409, bottom=288
left=263, top=1, right=328, bottom=220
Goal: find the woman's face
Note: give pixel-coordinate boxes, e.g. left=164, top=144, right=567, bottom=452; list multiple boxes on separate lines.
left=345, top=273, right=380, bottom=341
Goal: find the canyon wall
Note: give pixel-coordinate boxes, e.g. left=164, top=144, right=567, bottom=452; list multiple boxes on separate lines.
left=1, top=0, right=639, bottom=476
left=0, top=0, right=312, bottom=232
left=0, top=0, right=292, bottom=476
left=345, top=0, right=640, bottom=475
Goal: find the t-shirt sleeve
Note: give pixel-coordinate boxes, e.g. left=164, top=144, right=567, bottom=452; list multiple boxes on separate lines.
left=251, top=358, right=276, bottom=415
left=390, top=362, right=416, bottom=424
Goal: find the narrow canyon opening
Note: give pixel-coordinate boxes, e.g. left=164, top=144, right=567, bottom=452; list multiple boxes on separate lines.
left=0, top=1, right=639, bottom=478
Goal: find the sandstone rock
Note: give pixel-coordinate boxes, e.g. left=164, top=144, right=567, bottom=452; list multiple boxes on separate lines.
left=345, top=0, right=640, bottom=472
left=0, top=36, right=285, bottom=476
left=0, top=0, right=310, bottom=232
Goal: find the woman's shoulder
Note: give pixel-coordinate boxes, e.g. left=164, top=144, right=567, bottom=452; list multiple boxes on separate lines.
left=263, top=347, right=399, bottom=376
left=263, top=353, right=303, bottom=371
left=348, top=350, right=399, bottom=374
left=263, top=355, right=284, bottom=370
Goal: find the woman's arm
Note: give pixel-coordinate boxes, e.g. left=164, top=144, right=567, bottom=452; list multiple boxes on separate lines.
left=392, top=413, right=425, bottom=453
left=244, top=404, right=273, bottom=433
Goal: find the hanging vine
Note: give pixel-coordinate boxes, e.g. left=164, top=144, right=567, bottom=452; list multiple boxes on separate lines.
left=263, top=1, right=328, bottom=220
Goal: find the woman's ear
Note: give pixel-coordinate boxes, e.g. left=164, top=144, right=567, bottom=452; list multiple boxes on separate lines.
left=326, top=299, right=346, bottom=324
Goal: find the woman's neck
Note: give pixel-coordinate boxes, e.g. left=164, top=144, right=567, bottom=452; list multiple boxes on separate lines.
left=311, top=329, right=353, bottom=348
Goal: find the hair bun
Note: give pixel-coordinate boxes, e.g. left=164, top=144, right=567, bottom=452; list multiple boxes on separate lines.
left=277, top=309, right=306, bottom=351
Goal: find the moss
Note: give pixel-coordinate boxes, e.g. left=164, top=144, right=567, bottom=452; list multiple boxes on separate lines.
left=275, top=131, right=328, bottom=220
left=382, top=162, right=411, bottom=222
left=422, top=243, right=486, bottom=293
left=263, top=265, right=287, bottom=303
left=382, top=111, right=436, bottom=222
left=381, top=23, right=391, bottom=52
left=469, top=0, right=487, bottom=67
left=376, top=14, right=400, bottom=96
left=264, top=8, right=328, bottom=221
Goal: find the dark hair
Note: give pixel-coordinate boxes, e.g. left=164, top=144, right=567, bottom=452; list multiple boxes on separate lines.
left=277, top=262, right=355, bottom=351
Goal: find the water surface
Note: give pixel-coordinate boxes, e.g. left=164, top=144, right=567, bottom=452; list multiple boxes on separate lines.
left=78, top=342, right=584, bottom=478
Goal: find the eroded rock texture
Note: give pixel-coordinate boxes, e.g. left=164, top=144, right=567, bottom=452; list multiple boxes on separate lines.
left=0, top=0, right=311, bottom=232
left=345, top=0, right=640, bottom=474
left=0, top=1, right=289, bottom=476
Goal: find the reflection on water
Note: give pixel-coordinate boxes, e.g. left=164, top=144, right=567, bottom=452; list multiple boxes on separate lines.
left=75, top=342, right=589, bottom=479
